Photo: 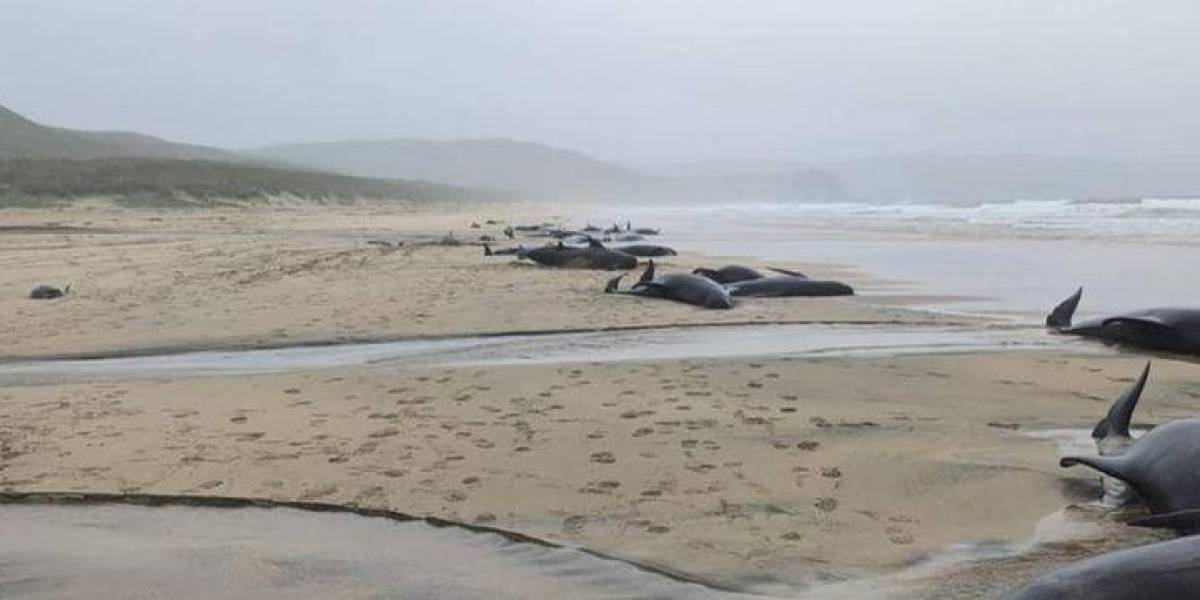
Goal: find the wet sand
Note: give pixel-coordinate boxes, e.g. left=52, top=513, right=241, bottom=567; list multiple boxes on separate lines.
left=0, top=500, right=753, bottom=600
left=3, top=348, right=1196, bottom=595
left=4, top=202, right=1200, bottom=597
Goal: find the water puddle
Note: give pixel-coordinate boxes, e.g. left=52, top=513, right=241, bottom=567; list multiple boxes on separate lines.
left=0, top=324, right=1099, bottom=385
left=0, top=502, right=766, bottom=600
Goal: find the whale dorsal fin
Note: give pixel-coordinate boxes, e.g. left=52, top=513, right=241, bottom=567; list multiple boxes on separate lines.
left=605, top=274, right=625, bottom=294
left=636, top=260, right=656, bottom=286
left=1047, top=287, right=1083, bottom=329
left=587, top=237, right=605, bottom=249
left=1093, top=362, right=1150, bottom=440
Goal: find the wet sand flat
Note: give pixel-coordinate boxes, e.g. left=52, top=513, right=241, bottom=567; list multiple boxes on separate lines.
left=0, top=501, right=750, bottom=600
left=3, top=350, right=1196, bottom=595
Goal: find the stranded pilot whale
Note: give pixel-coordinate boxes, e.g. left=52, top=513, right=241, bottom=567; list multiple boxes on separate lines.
left=727, top=275, right=854, bottom=298
left=518, top=238, right=637, bottom=270
left=1047, top=287, right=1200, bottom=354
left=605, top=260, right=733, bottom=309
left=1061, top=363, right=1200, bottom=531
left=613, top=244, right=677, bottom=257
left=1004, top=534, right=1200, bottom=600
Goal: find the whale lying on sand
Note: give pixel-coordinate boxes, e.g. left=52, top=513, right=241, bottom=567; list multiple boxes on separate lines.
left=518, top=239, right=637, bottom=270
left=605, top=260, right=733, bottom=309
left=29, top=284, right=69, bottom=300
left=727, top=276, right=853, bottom=298
left=1061, top=364, right=1200, bottom=531
left=614, top=244, right=677, bottom=257
left=1004, top=534, right=1200, bottom=599
left=1047, top=288, right=1200, bottom=354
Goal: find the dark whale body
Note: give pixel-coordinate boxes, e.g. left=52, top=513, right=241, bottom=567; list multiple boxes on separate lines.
left=1005, top=535, right=1200, bottom=599
left=727, top=277, right=854, bottom=298
left=615, top=244, right=677, bottom=257
left=692, top=265, right=767, bottom=284
left=605, top=260, right=733, bottom=309
left=1047, top=288, right=1200, bottom=354
left=1062, top=417, right=1200, bottom=531
left=30, top=284, right=69, bottom=300
left=518, top=239, right=636, bottom=270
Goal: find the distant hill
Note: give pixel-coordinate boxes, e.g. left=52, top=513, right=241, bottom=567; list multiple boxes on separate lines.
left=0, top=158, right=482, bottom=207
left=249, top=138, right=645, bottom=196
left=0, top=102, right=235, bottom=162
left=250, top=138, right=845, bottom=201
left=828, top=155, right=1200, bottom=203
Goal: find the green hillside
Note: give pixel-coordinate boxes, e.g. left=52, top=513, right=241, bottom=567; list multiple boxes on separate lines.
left=0, top=103, right=235, bottom=161
left=0, top=158, right=483, bottom=207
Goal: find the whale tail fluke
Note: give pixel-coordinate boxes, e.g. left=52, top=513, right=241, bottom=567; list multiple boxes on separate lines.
left=1093, top=362, right=1150, bottom=440
left=636, top=260, right=656, bottom=287
left=1047, top=287, right=1083, bottom=329
left=605, top=274, right=625, bottom=294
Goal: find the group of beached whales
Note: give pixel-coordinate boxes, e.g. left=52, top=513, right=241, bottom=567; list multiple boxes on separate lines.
left=1001, top=290, right=1200, bottom=598
left=491, top=222, right=1200, bottom=596
left=483, top=222, right=854, bottom=308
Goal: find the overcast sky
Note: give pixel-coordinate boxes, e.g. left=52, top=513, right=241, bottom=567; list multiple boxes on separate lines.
left=3, top=1, right=1199, bottom=163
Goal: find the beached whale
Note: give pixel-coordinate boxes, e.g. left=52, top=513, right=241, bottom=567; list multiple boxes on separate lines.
left=727, top=276, right=854, bottom=298
left=1004, top=534, right=1200, bottom=599
left=483, top=244, right=528, bottom=256
left=1061, top=365, right=1200, bottom=531
left=605, top=260, right=733, bottom=309
left=29, top=284, right=69, bottom=300
left=1089, top=362, right=1150, bottom=507
left=519, top=239, right=637, bottom=270
left=692, top=265, right=767, bottom=284
left=1047, top=288, right=1200, bottom=354
left=614, top=244, right=677, bottom=257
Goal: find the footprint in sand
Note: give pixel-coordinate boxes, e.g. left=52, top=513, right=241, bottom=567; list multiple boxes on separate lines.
left=814, top=497, right=838, bottom=512
left=562, top=515, right=587, bottom=535
left=589, top=451, right=616, bottom=464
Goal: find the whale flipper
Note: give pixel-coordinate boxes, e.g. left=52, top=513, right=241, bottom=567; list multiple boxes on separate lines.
left=1093, top=362, right=1150, bottom=439
left=1047, top=287, right=1083, bottom=329
left=1060, top=455, right=1132, bottom=483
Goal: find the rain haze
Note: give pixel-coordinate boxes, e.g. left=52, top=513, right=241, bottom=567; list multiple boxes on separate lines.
left=9, top=4, right=1200, bottom=600
left=3, top=0, right=1200, bottom=163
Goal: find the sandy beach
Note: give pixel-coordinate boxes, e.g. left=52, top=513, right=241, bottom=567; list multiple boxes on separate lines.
left=3, top=201, right=1198, bottom=598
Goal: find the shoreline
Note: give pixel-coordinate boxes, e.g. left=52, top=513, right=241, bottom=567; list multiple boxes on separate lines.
left=0, top=316, right=983, bottom=364
left=3, top=200, right=1196, bottom=597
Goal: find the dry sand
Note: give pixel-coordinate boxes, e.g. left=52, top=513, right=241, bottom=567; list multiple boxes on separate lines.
left=0, top=202, right=932, bottom=360
left=3, top=201, right=1199, bottom=597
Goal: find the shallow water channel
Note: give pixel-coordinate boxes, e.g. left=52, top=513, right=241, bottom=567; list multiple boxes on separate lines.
left=0, top=323, right=1098, bottom=385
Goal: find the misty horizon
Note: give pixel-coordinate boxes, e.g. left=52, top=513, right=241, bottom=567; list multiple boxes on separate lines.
left=4, top=1, right=1200, bottom=165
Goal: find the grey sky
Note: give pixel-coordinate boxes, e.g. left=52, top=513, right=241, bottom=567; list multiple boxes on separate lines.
left=3, top=0, right=1199, bottom=163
